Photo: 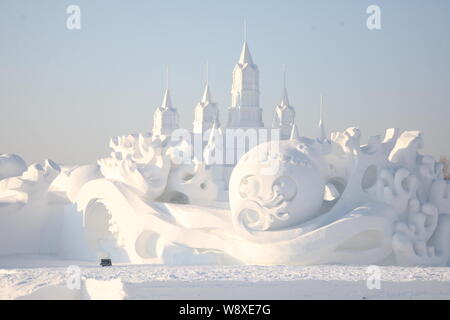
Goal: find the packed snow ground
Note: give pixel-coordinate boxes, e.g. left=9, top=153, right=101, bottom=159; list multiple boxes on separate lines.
left=1, top=255, right=450, bottom=300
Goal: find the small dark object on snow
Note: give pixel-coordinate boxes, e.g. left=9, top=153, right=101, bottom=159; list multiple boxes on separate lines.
left=100, top=259, right=112, bottom=267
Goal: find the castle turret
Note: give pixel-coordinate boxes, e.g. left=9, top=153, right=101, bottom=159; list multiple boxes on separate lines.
left=193, top=66, right=220, bottom=135
left=272, top=68, right=296, bottom=140
left=226, top=41, right=263, bottom=128
left=152, top=73, right=180, bottom=137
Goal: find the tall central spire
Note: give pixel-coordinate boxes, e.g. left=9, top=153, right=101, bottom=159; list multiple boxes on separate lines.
left=238, top=42, right=254, bottom=65
left=238, top=18, right=253, bottom=65
left=227, top=22, right=263, bottom=128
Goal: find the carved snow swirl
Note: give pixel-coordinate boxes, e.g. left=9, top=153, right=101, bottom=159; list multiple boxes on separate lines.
left=234, top=175, right=297, bottom=234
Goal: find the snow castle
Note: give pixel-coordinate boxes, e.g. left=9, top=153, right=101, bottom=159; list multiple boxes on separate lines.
left=1, top=39, right=450, bottom=267
left=151, top=40, right=302, bottom=199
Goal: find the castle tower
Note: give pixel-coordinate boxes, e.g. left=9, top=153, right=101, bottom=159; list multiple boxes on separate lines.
left=226, top=41, right=263, bottom=128
left=193, top=65, right=220, bottom=135
left=152, top=69, right=180, bottom=136
left=272, top=67, right=296, bottom=140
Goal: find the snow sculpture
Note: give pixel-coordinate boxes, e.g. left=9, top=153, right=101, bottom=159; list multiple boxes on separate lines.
left=0, top=159, right=60, bottom=204
left=1, top=127, right=449, bottom=266
left=0, top=159, right=64, bottom=255
left=226, top=128, right=450, bottom=265
left=193, top=83, right=220, bottom=135
left=388, top=131, right=450, bottom=265
left=98, top=134, right=171, bottom=200
left=0, top=154, right=27, bottom=180
left=153, top=88, right=180, bottom=137
left=67, top=164, right=102, bottom=202
left=272, top=88, right=296, bottom=140
left=96, top=133, right=218, bottom=205
left=227, top=42, right=263, bottom=128
left=159, top=139, right=218, bottom=205
left=64, top=127, right=450, bottom=266
left=229, top=140, right=326, bottom=232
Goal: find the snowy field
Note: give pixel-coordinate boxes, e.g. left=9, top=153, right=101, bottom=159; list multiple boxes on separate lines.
left=1, top=255, right=450, bottom=300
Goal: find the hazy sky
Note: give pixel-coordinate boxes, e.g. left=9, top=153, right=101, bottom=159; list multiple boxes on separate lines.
left=1, top=0, right=449, bottom=165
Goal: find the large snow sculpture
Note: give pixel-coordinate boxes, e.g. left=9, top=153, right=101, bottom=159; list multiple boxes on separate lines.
left=0, top=159, right=65, bottom=255
left=1, top=127, right=449, bottom=266
left=64, top=127, right=450, bottom=266
left=226, top=128, right=450, bottom=265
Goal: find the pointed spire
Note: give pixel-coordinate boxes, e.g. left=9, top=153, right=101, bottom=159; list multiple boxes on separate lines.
left=244, top=19, right=247, bottom=42
left=200, top=62, right=212, bottom=103
left=238, top=19, right=253, bottom=64
left=290, top=124, right=300, bottom=141
left=161, top=66, right=173, bottom=110
left=280, top=88, right=290, bottom=106
left=201, top=84, right=212, bottom=103
left=239, top=42, right=254, bottom=65
left=161, top=88, right=172, bottom=110
left=318, top=94, right=326, bottom=141
left=280, top=65, right=290, bottom=106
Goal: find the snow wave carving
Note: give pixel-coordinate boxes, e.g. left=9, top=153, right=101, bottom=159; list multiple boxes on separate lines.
left=98, top=134, right=171, bottom=200
left=97, top=133, right=217, bottom=205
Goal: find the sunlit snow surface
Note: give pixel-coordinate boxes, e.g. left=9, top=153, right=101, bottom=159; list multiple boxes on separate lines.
left=1, top=255, right=450, bottom=300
